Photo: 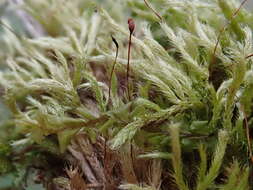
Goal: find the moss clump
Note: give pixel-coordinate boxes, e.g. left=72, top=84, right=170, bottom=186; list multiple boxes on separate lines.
left=0, top=0, right=252, bottom=189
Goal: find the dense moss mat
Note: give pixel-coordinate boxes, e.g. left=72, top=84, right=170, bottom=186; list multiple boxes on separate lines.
left=0, top=0, right=253, bottom=189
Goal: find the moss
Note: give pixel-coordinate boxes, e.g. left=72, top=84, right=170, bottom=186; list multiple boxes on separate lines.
left=0, top=0, right=252, bottom=189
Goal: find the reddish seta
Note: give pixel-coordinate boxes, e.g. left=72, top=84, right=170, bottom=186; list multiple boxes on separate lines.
left=126, top=18, right=135, bottom=101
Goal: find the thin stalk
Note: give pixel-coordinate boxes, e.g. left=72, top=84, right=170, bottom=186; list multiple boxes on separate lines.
left=104, top=36, right=119, bottom=172
left=108, top=35, right=119, bottom=103
left=143, top=0, right=163, bottom=22
left=246, top=53, right=253, bottom=59
left=211, top=0, right=249, bottom=65
left=127, top=18, right=135, bottom=101
left=127, top=34, right=132, bottom=101
left=129, top=141, right=138, bottom=184
left=105, top=36, right=119, bottom=177
left=103, top=136, right=108, bottom=176
left=240, top=106, right=253, bottom=162
left=232, top=0, right=248, bottom=17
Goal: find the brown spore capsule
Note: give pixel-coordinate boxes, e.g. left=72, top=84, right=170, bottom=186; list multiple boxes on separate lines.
left=128, top=18, right=135, bottom=34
